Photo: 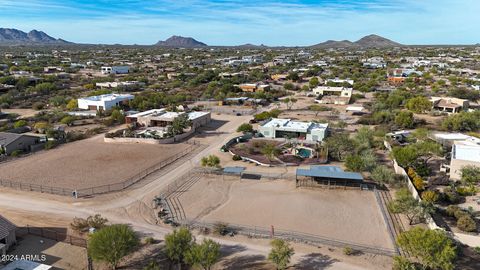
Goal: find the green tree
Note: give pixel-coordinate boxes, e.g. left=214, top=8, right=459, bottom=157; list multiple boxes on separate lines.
left=268, top=239, right=294, bottom=270
left=392, top=256, right=417, bottom=270
left=165, top=227, right=195, bottom=269
left=88, top=224, right=139, bottom=269
left=395, top=111, right=414, bottom=128
left=460, top=165, right=480, bottom=186
left=308, top=104, right=330, bottom=117
left=405, top=96, right=432, bottom=114
left=261, top=143, right=280, bottom=160
left=325, top=133, right=356, bottom=161
left=236, top=123, right=253, bottom=133
left=309, top=77, right=320, bottom=89
left=167, top=113, right=192, bottom=136
left=388, top=188, right=426, bottom=225
left=184, top=239, right=221, bottom=270
left=397, top=227, right=456, bottom=270
left=110, top=109, right=125, bottom=124
left=60, top=116, right=75, bottom=126
left=345, top=154, right=364, bottom=172
left=13, top=120, right=28, bottom=128
left=201, top=155, right=221, bottom=168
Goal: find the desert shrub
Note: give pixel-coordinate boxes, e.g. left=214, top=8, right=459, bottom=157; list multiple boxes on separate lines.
left=446, top=205, right=461, bottom=217
left=44, top=140, right=57, bottom=150
left=213, top=222, right=229, bottom=236
left=474, top=246, right=480, bottom=254
left=443, top=187, right=460, bottom=204
left=143, top=237, right=155, bottom=244
left=232, top=154, right=242, bottom=161
left=407, top=167, right=417, bottom=178
left=10, top=150, right=22, bottom=157
left=413, top=176, right=425, bottom=191
left=421, top=190, right=439, bottom=203
left=343, top=246, right=354, bottom=255
left=457, top=215, right=477, bottom=232
left=456, top=185, right=477, bottom=196
left=453, top=209, right=469, bottom=220
left=32, top=102, right=45, bottom=110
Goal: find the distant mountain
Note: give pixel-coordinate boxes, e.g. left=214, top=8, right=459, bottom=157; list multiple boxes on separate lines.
left=310, top=34, right=402, bottom=49
left=155, top=35, right=207, bottom=48
left=0, top=28, right=70, bottom=45
left=354, top=34, right=402, bottom=48
left=311, top=40, right=357, bottom=49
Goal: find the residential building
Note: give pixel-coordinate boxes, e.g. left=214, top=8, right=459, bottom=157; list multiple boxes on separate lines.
left=259, top=118, right=328, bottom=142
left=312, top=86, right=352, bottom=105
left=126, top=109, right=211, bottom=130
left=0, top=132, right=46, bottom=155
left=430, top=97, right=469, bottom=114
left=95, top=81, right=145, bottom=89
left=325, top=78, right=354, bottom=86
left=101, top=66, right=130, bottom=75
left=0, top=215, right=16, bottom=253
left=77, top=93, right=134, bottom=111
left=238, top=83, right=270, bottom=93
left=450, top=137, right=480, bottom=180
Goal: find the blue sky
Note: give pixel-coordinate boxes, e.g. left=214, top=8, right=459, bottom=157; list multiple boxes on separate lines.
left=1, top=0, right=479, bottom=45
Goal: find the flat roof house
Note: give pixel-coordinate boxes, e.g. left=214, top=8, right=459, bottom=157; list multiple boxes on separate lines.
left=101, top=66, right=130, bottom=75
left=0, top=214, right=16, bottom=253
left=450, top=137, right=480, bottom=181
left=126, top=109, right=211, bottom=130
left=312, top=86, right=352, bottom=105
left=259, top=118, right=328, bottom=142
left=238, top=83, right=270, bottom=93
left=77, top=94, right=134, bottom=111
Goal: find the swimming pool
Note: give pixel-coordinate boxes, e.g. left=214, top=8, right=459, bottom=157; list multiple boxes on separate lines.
left=297, top=148, right=312, bottom=158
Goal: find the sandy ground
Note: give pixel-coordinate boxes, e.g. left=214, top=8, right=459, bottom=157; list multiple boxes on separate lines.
left=178, top=176, right=394, bottom=250
left=1, top=108, right=41, bottom=118
left=0, top=135, right=191, bottom=189
left=8, top=235, right=87, bottom=270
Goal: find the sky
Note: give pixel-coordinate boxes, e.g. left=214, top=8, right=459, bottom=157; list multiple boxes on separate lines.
left=0, top=0, right=479, bottom=46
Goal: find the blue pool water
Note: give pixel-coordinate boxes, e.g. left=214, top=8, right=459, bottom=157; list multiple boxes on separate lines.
left=297, top=148, right=311, bottom=158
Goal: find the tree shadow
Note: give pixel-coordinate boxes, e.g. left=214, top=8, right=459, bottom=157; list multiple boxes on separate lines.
left=219, top=244, right=248, bottom=257
left=294, top=253, right=339, bottom=270
left=219, top=254, right=268, bottom=270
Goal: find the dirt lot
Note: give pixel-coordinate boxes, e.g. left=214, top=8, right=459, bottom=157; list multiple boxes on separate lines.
left=178, top=176, right=394, bottom=250
left=0, top=135, right=191, bottom=189
left=8, top=235, right=87, bottom=270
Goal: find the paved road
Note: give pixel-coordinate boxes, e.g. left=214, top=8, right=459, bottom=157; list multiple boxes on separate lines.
left=0, top=113, right=372, bottom=269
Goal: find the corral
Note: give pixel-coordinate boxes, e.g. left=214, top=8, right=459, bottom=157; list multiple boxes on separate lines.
left=0, top=135, right=192, bottom=190
left=172, top=175, right=395, bottom=251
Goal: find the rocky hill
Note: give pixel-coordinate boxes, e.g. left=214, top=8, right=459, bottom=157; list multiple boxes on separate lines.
left=0, top=28, right=69, bottom=44
left=155, top=35, right=207, bottom=48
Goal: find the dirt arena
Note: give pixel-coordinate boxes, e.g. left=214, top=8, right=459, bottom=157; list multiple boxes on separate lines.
left=0, top=135, right=191, bottom=189
left=178, top=176, right=394, bottom=250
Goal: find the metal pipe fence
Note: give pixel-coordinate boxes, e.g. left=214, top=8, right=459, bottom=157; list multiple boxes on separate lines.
left=0, top=142, right=200, bottom=198
left=180, top=219, right=397, bottom=257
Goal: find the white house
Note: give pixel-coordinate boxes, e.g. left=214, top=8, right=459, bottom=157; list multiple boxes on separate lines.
left=450, top=137, right=480, bottom=181
left=312, top=86, right=353, bottom=105
left=78, top=94, right=134, bottom=111
left=259, top=118, right=328, bottom=142
left=101, top=66, right=130, bottom=75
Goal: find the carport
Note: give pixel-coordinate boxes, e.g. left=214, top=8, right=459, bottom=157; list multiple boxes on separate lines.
left=296, top=166, right=364, bottom=189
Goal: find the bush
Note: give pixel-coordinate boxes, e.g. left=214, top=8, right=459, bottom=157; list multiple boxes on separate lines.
left=10, top=150, right=22, bottom=157
left=443, top=187, right=460, bottom=204
left=421, top=190, right=439, bottom=203
left=474, top=246, right=480, bottom=254
left=237, top=123, right=253, bottom=133
left=393, top=256, right=417, bottom=270
left=44, top=141, right=57, bottom=150
left=232, top=154, right=242, bottom=161
left=213, top=222, right=229, bottom=236
left=343, top=246, right=354, bottom=256
left=143, top=237, right=155, bottom=244
left=446, top=205, right=460, bottom=217
left=32, top=102, right=45, bottom=110
left=413, top=176, right=425, bottom=191
left=457, top=215, right=477, bottom=232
